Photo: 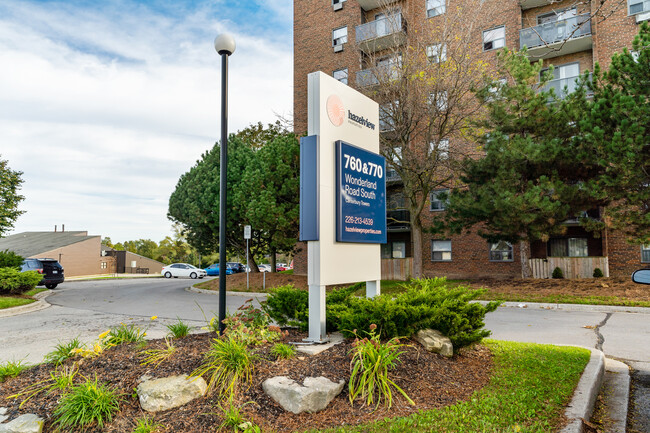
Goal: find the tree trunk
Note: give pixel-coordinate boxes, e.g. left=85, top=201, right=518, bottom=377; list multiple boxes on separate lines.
left=519, top=240, right=531, bottom=279
left=270, top=249, right=277, bottom=273
left=411, top=215, right=424, bottom=279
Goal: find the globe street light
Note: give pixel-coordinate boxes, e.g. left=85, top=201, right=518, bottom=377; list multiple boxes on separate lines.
left=215, top=33, right=235, bottom=335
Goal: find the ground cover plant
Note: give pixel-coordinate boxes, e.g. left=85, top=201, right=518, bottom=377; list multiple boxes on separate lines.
left=52, top=375, right=121, bottom=430
left=166, top=318, right=191, bottom=338
left=44, top=337, right=85, bottom=365
left=0, top=360, right=28, bottom=382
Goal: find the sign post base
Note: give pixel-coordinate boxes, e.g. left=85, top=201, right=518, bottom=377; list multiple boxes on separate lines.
left=307, top=284, right=328, bottom=343
left=366, top=280, right=381, bottom=298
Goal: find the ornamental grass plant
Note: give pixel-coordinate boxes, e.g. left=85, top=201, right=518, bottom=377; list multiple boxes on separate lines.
left=9, top=365, right=77, bottom=408
left=190, top=337, right=255, bottom=397
left=348, top=324, right=414, bottom=410
left=52, top=376, right=121, bottom=431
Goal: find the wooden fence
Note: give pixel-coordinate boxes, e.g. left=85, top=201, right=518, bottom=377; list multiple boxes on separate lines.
left=381, top=258, right=413, bottom=281
left=529, top=257, right=609, bottom=279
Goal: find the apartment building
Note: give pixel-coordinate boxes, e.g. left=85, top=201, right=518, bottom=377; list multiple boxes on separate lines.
left=293, top=0, right=650, bottom=279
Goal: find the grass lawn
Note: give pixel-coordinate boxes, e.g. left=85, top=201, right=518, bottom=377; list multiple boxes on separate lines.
left=477, top=291, right=650, bottom=308
left=24, top=288, right=48, bottom=297
left=312, top=340, right=590, bottom=433
left=0, top=297, right=35, bottom=310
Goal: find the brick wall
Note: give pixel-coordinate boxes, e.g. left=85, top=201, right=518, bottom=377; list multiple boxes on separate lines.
left=37, top=236, right=102, bottom=277
left=294, top=0, right=643, bottom=280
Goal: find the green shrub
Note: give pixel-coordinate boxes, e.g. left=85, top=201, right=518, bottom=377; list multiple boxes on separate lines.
left=0, top=268, right=42, bottom=295
left=53, top=376, right=121, bottom=430
left=0, top=250, right=24, bottom=269
left=552, top=267, right=564, bottom=279
left=333, top=278, right=500, bottom=348
left=190, top=338, right=255, bottom=397
left=224, top=299, right=284, bottom=346
left=262, top=285, right=308, bottom=330
left=593, top=268, right=604, bottom=278
left=263, top=279, right=499, bottom=349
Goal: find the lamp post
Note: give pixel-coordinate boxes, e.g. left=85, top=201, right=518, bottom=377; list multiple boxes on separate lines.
left=214, top=33, right=236, bottom=335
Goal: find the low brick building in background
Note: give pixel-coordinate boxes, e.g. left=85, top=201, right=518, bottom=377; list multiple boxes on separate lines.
left=293, top=0, right=650, bottom=279
left=0, top=229, right=164, bottom=277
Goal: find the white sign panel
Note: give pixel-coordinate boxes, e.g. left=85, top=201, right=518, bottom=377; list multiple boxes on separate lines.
left=305, top=72, right=382, bottom=343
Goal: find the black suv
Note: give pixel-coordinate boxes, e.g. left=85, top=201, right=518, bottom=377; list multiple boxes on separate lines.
left=21, top=258, right=65, bottom=289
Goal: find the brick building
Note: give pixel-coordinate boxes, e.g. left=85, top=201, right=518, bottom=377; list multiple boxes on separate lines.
left=293, top=0, right=650, bottom=279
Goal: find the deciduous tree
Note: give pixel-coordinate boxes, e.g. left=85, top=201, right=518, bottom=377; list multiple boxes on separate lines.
left=0, top=156, right=25, bottom=237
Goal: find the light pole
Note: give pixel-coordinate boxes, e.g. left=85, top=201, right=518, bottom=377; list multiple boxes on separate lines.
left=215, top=33, right=236, bottom=335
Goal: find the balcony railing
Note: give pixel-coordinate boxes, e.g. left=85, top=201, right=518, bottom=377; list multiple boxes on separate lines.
left=386, top=169, right=401, bottom=182
left=387, top=209, right=410, bottom=231
left=539, top=73, right=592, bottom=97
left=356, top=13, right=403, bottom=43
left=356, top=64, right=400, bottom=87
left=520, top=13, right=591, bottom=50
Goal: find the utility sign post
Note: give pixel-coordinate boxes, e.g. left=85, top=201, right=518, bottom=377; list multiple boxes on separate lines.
left=300, top=71, right=385, bottom=343
left=244, top=225, right=251, bottom=290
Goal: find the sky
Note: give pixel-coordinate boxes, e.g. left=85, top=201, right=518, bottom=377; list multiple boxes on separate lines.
left=1, top=0, right=293, bottom=243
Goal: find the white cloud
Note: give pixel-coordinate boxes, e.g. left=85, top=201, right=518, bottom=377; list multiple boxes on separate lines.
left=0, top=0, right=292, bottom=243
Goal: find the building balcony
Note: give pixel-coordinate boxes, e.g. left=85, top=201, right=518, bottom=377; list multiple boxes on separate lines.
left=387, top=209, right=410, bottom=232
left=356, top=64, right=400, bottom=87
left=386, top=169, right=401, bottom=183
left=539, top=73, right=592, bottom=98
left=357, top=0, right=400, bottom=11
left=519, top=0, right=552, bottom=10
left=520, top=13, right=592, bottom=59
left=356, top=13, right=406, bottom=53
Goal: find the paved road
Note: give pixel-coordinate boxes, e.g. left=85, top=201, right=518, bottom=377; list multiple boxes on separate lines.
left=0, top=278, right=253, bottom=365
left=485, top=303, right=650, bottom=432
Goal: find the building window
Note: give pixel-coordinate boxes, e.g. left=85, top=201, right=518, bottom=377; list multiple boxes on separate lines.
left=429, top=139, right=449, bottom=160
left=432, top=240, right=452, bottom=261
left=483, top=26, right=505, bottom=51
left=427, top=0, right=446, bottom=18
left=489, top=241, right=514, bottom=261
left=427, top=43, right=447, bottom=63
left=430, top=189, right=449, bottom=211
left=429, top=91, right=448, bottom=111
left=333, top=68, right=348, bottom=85
left=379, top=102, right=395, bottom=131
left=629, top=0, right=650, bottom=15
left=541, top=62, right=580, bottom=95
left=382, top=241, right=407, bottom=259
left=332, top=27, right=348, bottom=51
left=642, top=245, right=650, bottom=262
left=100, top=262, right=107, bottom=269
left=549, top=238, right=588, bottom=257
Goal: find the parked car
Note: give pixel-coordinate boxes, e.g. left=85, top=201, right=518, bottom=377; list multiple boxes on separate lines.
left=204, top=263, right=233, bottom=276
left=276, top=264, right=288, bottom=272
left=161, top=263, right=206, bottom=279
left=20, top=258, right=65, bottom=289
left=227, top=262, right=246, bottom=273
left=258, top=264, right=271, bottom=272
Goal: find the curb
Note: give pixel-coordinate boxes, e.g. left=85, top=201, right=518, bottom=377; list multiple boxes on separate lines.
left=487, top=301, right=650, bottom=315
left=602, top=358, right=630, bottom=433
left=0, top=290, right=53, bottom=318
left=561, top=347, right=605, bottom=433
left=186, top=286, right=268, bottom=299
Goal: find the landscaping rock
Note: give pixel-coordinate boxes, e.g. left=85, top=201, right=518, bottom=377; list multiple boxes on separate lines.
left=262, top=376, right=345, bottom=414
left=0, top=407, right=7, bottom=424
left=0, top=414, right=44, bottom=433
left=415, top=329, right=453, bottom=357
left=137, top=374, right=207, bottom=413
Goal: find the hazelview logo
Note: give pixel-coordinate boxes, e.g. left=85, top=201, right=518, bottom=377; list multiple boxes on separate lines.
left=326, top=94, right=376, bottom=130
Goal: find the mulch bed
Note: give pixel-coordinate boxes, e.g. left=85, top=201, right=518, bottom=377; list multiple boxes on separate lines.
left=0, top=331, right=492, bottom=432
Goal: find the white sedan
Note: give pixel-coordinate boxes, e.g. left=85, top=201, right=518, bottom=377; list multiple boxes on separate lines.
left=161, top=263, right=207, bottom=279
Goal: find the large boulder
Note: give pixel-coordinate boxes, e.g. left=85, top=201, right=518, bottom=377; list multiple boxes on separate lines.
left=0, top=414, right=44, bottom=433
left=137, top=374, right=207, bottom=413
left=262, top=376, right=345, bottom=414
left=415, top=329, right=453, bottom=357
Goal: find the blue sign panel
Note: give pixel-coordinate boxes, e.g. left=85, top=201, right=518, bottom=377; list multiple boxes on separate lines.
left=335, top=140, right=387, bottom=243
left=299, top=135, right=319, bottom=241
